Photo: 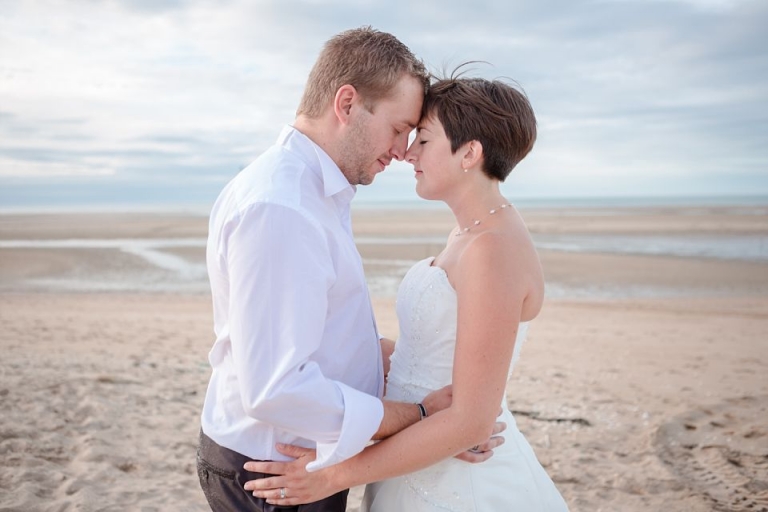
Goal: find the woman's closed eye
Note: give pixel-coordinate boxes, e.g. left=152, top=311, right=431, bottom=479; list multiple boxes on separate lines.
left=394, top=125, right=411, bottom=136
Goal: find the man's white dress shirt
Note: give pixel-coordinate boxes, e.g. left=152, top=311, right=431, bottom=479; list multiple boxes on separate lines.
left=201, top=126, right=385, bottom=471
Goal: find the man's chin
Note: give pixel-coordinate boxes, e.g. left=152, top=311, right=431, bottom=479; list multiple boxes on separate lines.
left=357, top=170, right=379, bottom=186
left=358, top=176, right=375, bottom=186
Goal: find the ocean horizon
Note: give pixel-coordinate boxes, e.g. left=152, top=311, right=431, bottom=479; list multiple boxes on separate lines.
left=1, top=193, right=768, bottom=215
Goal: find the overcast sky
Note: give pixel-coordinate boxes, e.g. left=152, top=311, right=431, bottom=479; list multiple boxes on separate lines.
left=1, top=0, right=767, bottom=208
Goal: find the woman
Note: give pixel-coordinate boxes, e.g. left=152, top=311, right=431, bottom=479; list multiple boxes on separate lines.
left=245, top=73, right=569, bottom=511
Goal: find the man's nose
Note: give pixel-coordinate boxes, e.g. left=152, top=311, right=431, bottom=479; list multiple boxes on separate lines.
left=390, top=133, right=409, bottom=161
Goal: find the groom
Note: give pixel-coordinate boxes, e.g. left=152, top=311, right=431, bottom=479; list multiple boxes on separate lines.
left=198, top=27, right=500, bottom=512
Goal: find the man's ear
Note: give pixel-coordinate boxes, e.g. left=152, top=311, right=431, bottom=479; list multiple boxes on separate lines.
left=461, top=140, right=484, bottom=170
left=333, top=84, right=358, bottom=126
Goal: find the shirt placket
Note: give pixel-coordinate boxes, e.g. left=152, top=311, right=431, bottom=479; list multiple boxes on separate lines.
left=336, top=195, right=385, bottom=397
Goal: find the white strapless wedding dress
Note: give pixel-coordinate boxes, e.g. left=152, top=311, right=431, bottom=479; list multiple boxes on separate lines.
left=362, top=257, right=569, bottom=511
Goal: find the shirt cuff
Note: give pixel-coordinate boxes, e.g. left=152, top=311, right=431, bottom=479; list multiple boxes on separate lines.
left=305, top=381, right=384, bottom=472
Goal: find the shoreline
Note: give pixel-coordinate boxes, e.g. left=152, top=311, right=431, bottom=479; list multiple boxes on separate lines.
left=2, top=204, right=768, bottom=238
left=1, top=194, right=767, bottom=216
left=1, top=207, right=767, bottom=298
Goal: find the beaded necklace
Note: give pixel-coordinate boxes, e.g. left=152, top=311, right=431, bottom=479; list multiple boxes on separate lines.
left=454, top=203, right=512, bottom=237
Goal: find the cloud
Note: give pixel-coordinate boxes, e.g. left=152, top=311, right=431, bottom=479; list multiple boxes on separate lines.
left=0, top=0, right=766, bottom=203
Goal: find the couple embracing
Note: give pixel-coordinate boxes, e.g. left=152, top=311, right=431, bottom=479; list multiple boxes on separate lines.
left=197, top=26, right=569, bottom=512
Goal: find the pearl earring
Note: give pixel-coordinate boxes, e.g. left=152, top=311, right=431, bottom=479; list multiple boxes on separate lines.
left=463, top=168, right=468, bottom=173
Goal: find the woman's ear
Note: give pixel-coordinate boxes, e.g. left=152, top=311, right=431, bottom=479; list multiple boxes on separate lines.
left=461, top=140, right=484, bottom=170
left=333, top=84, right=358, bottom=125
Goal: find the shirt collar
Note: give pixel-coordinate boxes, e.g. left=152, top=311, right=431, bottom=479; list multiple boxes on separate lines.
left=277, top=125, right=355, bottom=200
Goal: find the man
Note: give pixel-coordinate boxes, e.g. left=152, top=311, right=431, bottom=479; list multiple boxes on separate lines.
left=198, top=27, right=446, bottom=511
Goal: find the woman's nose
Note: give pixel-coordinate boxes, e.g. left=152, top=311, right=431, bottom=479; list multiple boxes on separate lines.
left=405, top=144, right=418, bottom=164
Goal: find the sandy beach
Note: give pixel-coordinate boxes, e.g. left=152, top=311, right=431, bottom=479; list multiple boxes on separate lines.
left=1, top=206, right=767, bottom=511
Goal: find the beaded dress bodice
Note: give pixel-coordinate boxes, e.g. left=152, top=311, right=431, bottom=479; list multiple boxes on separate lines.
left=385, top=257, right=529, bottom=405
left=362, top=257, right=570, bottom=512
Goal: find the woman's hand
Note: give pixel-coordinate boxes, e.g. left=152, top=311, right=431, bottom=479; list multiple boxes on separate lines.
left=423, top=388, right=507, bottom=464
left=243, top=444, right=340, bottom=506
left=454, top=420, right=506, bottom=462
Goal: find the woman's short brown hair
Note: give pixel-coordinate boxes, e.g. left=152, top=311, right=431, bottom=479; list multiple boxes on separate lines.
left=297, top=27, right=429, bottom=117
left=423, top=71, right=537, bottom=181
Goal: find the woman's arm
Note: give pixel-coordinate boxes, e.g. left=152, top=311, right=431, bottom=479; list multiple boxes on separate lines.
left=246, top=231, right=534, bottom=505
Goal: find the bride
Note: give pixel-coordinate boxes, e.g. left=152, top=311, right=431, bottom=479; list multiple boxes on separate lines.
left=245, top=72, right=569, bottom=511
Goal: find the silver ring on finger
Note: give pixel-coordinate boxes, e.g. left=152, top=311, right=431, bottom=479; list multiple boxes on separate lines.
left=469, top=445, right=481, bottom=453
left=280, top=487, right=286, bottom=499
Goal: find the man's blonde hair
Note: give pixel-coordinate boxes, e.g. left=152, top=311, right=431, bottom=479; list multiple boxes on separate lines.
left=297, top=26, right=429, bottom=118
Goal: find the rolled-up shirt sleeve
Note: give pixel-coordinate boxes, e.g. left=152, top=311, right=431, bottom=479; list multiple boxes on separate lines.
left=225, top=202, right=384, bottom=470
